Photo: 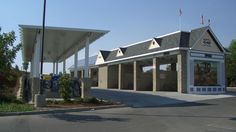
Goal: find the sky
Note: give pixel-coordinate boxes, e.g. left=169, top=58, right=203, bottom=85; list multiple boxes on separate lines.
left=0, top=0, right=236, bottom=74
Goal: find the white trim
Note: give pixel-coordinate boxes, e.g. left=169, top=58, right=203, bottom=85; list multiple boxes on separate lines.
left=190, top=49, right=224, bottom=56
left=98, top=47, right=189, bottom=65
left=208, top=27, right=225, bottom=53
left=212, top=55, right=224, bottom=59
left=19, top=24, right=109, bottom=34
left=155, top=30, right=188, bottom=39
left=190, top=53, right=205, bottom=57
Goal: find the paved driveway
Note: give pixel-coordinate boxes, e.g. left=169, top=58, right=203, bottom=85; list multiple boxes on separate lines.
left=91, top=88, right=236, bottom=107
left=1, top=97, right=236, bottom=132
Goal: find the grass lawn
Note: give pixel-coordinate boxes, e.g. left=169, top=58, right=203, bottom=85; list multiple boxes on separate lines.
left=0, top=103, right=35, bottom=112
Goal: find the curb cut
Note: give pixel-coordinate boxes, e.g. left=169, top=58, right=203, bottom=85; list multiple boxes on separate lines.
left=0, top=104, right=127, bottom=117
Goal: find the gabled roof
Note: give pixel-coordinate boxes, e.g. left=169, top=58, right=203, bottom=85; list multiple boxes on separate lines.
left=189, top=26, right=225, bottom=52
left=99, top=50, right=110, bottom=60
left=104, top=31, right=189, bottom=62
left=96, top=26, right=225, bottom=65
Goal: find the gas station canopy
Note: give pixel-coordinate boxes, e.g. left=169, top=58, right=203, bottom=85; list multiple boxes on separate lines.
left=20, top=25, right=109, bottom=62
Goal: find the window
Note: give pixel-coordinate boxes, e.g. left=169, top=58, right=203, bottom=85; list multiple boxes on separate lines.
left=160, top=64, right=171, bottom=71
left=142, top=66, right=153, bottom=73
left=194, top=60, right=219, bottom=86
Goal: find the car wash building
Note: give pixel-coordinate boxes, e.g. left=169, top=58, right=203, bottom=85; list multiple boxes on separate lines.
left=69, top=55, right=99, bottom=87
left=95, top=26, right=227, bottom=94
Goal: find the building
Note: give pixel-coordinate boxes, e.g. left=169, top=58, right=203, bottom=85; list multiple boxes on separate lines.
left=95, top=26, right=227, bottom=94
left=69, top=55, right=98, bottom=86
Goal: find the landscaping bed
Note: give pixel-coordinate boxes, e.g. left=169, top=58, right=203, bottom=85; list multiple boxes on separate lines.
left=46, top=97, right=115, bottom=108
left=0, top=96, right=116, bottom=113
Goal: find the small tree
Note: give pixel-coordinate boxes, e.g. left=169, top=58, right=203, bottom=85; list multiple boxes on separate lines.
left=0, top=28, right=21, bottom=97
left=59, top=74, right=72, bottom=102
left=226, top=40, right=236, bottom=86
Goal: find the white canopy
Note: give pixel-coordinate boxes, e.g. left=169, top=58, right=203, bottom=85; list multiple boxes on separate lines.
left=19, top=25, right=109, bottom=62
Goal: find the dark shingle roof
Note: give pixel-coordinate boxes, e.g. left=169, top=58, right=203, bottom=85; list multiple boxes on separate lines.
left=100, top=50, right=110, bottom=60
left=99, top=26, right=223, bottom=63
left=105, top=31, right=187, bottom=61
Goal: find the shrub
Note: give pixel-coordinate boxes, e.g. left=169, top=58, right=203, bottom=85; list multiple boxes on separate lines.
left=83, top=96, right=99, bottom=104
left=75, top=97, right=83, bottom=103
left=59, top=74, right=72, bottom=102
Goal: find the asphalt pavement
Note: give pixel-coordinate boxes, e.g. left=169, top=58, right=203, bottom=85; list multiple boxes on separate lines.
left=0, top=96, right=236, bottom=132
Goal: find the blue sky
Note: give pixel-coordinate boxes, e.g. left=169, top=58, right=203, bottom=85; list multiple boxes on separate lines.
left=1, top=0, right=235, bottom=73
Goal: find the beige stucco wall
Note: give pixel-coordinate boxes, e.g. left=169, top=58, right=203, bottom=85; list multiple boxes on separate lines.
left=192, top=31, right=221, bottom=52
left=98, top=65, right=108, bottom=88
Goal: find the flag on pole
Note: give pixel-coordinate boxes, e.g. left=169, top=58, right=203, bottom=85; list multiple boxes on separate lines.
left=201, top=15, right=204, bottom=25
left=179, top=9, right=182, bottom=16
left=178, top=8, right=182, bottom=30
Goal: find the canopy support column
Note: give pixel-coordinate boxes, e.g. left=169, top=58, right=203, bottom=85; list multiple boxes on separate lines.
left=63, top=60, right=66, bottom=74
left=84, top=37, right=89, bottom=78
left=56, top=62, right=58, bottom=74
left=74, top=51, right=78, bottom=78
left=30, top=33, right=42, bottom=103
left=53, top=62, right=55, bottom=74
left=81, top=35, right=90, bottom=98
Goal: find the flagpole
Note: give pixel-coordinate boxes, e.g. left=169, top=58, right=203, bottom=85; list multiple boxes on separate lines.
left=179, top=15, right=181, bottom=30
left=179, top=9, right=182, bottom=31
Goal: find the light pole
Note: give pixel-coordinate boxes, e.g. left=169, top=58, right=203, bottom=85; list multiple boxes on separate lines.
left=40, top=0, right=46, bottom=94
left=35, top=0, right=46, bottom=107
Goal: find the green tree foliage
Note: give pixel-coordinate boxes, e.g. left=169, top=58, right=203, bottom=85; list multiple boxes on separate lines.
left=226, top=40, right=236, bottom=86
left=22, top=62, right=29, bottom=72
left=59, top=74, right=72, bottom=102
left=0, top=29, right=21, bottom=72
left=0, top=28, right=22, bottom=97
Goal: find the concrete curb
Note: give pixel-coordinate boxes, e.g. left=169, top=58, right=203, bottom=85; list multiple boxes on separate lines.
left=0, top=104, right=127, bottom=117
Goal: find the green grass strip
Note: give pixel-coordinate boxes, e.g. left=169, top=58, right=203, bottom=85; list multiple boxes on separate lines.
left=0, top=103, right=35, bottom=112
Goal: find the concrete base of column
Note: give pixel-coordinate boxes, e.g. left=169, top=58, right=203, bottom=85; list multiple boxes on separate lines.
left=30, top=77, right=40, bottom=102
left=81, top=78, right=91, bottom=98
left=34, top=94, right=46, bottom=107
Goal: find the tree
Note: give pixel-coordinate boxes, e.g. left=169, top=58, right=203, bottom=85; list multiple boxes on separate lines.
left=22, top=62, right=29, bottom=72
left=226, top=40, right=236, bottom=86
left=0, top=28, right=22, bottom=95
left=59, top=74, right=72, bottom=102
left=0, top=29, right=21, bottom=72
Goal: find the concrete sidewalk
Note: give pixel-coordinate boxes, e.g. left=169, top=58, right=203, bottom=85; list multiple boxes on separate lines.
left=91, top=87, right=236, bottom=108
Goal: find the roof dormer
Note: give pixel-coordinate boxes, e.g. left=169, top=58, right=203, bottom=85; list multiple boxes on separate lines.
left=95, top=50, right=110, bottom=65
left=116, top=47, right=126, bottom=57
left=149, top=38, right=160, bottom=49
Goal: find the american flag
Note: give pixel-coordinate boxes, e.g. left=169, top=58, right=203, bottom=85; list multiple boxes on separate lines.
left=179, top=9, right=182, bottom=16
left=201, top=15, right=204, bottom=25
